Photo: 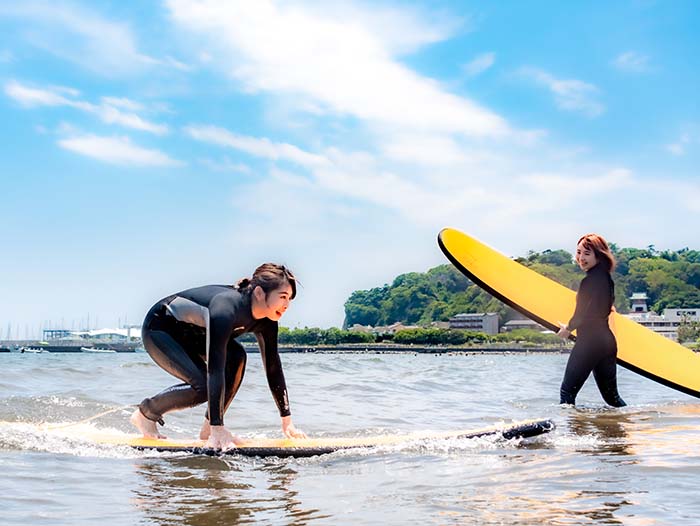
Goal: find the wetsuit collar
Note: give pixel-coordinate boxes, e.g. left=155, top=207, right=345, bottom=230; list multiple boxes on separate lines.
left=585, top=262, right=602, bottom=274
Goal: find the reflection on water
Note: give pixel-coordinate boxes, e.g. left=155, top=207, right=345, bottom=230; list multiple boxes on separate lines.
left=567, top=409, right=634, bottom=457
left=131, top=456, right=326, bottom=525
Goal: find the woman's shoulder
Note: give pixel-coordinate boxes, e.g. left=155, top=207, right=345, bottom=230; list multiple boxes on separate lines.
left=208, top=285, right=247, bottom=305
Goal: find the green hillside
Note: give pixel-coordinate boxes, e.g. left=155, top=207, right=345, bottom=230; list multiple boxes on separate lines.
left=343, top=246, right=700, bottom=328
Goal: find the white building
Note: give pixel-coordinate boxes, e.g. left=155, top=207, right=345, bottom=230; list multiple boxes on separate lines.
left=448, top=313, right=499, bottom=335
left=71, top=327, right=142, bottom=342
left=501, top=318, right=548, bottom=333
left=624, top=292, right=700, bottom=341
left=625, top=308, right=700, bottom=341
left=630, top=292, right=649, bottom=313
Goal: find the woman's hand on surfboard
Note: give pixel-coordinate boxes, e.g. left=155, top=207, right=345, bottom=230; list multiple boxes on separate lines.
left=281, top=416, right=307, bottom=439
left=557, top=322, right=571, bottom=339
left=207, top=425, right=242, bottom=450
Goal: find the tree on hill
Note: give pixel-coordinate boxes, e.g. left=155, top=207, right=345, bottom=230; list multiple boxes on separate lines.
left=343, top=245, right=700, bottom=328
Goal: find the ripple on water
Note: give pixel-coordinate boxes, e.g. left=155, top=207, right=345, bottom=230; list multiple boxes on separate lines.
left=1, top=353, right=699, bottom=525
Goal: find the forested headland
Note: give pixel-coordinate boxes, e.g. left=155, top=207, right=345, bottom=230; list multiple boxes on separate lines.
left=344, top=245, right=700, bottom=327
left=258, top=245, right=700, bottom=347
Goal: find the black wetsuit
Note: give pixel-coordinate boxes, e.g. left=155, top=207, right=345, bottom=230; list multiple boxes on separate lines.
left=138, top=285, right=290, bottom=426
left=560, top=264, right=626, bottom=407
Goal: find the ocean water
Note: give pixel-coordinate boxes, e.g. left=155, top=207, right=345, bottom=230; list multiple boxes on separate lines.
left=1, top=351, right=698, bottom=525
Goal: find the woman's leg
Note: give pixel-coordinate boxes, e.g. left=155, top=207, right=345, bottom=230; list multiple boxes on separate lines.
left=593, top=354, right=626, bottom=407
left=223, top=339, right=248, bottom=412
left=560, top=342, right=598, bottom=405
left=138, top=327, right=208, bottom=424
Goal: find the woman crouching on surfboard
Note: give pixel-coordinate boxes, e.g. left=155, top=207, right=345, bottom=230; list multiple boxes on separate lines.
left=131, top=263, right=306, bottom=449
left=557, top=234, right=626, bottom=407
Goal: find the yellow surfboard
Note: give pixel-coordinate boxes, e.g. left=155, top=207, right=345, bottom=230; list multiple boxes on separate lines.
left=85, top=419, right=553, bottom=457
left=438, top=227, right=700, bottom=398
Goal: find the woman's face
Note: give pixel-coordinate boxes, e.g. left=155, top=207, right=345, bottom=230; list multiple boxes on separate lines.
left=254, top=282, right=293, bottom=321
left=575, top=241, right=598, bottom=271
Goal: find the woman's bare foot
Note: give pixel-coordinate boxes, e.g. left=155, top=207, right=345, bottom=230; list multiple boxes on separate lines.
left=130, top=409, right=166, bottom=439
left=199, top=419, right=211, bottom=440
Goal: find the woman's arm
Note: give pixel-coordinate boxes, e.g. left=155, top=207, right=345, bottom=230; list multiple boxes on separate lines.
left=257, top=322, right=306, bottom=439
left=566, top=275, right=593, bottom=332
left=207, top=297, right=237, bottom=427
left=256, top=322, right=290, bottom=417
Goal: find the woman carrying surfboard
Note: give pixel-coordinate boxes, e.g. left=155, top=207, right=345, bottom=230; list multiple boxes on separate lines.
left=557, top=234, right=626, bottom=407
left=131, top=263, right=306, bottom=449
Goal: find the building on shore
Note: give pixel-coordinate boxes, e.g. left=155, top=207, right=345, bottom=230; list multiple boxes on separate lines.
left=501, top=318, right=548, bottom=333
left=630, top=292, right=649, bottom=313
left=623, top=291, right=700, bottom=341
left=68, top=327, right=142, bottom=343
left=348, top=322, right=421, bottom=335
left=12, top=326, right=147, bottom=352
left=448, top=313, right=499, bottom=335
left=625, top=308, right=700, bottom=341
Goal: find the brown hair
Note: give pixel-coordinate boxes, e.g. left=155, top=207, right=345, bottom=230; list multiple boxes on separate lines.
left=236, top=263, right=297, bottom=299
left=577, top=233, right=616, bottom=272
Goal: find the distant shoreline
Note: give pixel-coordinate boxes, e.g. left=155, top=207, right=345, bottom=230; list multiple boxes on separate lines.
left=1, top=341, right=570, bottom=354
left=0, top=342, right=698, bottom=354
left=250, top=343, right=571, bottom=354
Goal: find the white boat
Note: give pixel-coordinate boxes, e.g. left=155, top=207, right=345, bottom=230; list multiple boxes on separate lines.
left=20, top=347, right=44, bottom=353
left=81, top=347, right=117, bottom=353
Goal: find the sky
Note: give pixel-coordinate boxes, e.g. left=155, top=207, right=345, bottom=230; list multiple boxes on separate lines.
left=1, top=0, right=698, bottom=337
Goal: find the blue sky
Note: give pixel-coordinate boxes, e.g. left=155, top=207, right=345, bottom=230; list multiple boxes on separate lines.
left=1, top=0, right=698, bottom=337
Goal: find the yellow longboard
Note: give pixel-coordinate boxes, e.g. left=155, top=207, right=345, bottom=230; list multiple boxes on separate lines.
left=438, top=228, right=700, bottom=398
left=85, top=419, right=553, bottom=457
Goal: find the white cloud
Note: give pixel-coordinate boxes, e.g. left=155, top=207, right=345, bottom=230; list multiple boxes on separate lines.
left=140, top=54, right=194, bottom=72
left=5, top=80, right=169, bottom=134
left=301, top=1, right=463, bottom=56
left=0, top=2, right=156, bottom=76
left=100, top=96, right=143, bottom=112
left=183, top=119, right=641, bottom=236
left=613, top=51, right=650, bottom=73
left=463, top=52, right=495, bottom=76
left=667, top=143, right=686, bottom=156
left=5, top=80, right=75, bottom=107
left=185, top=124, right=329, bottom=167
left=666, top=133, right=695, bottom=156
left=627, top=178, right=700, bottom=217
left=679, top=186, right=700, bottom=213
left=521, top=168, right=633, bottom=201
left=520, top=67, right=605, bottom=117
left=381, top=133, right=474, bottom=165
left=0, top=2, right=188, bottom=77
left=97, top=105, right=168, bottom=135
left=199, top=157, right=252, bottom=174
left=58, top=134, right=182, bottom=166
left=165, top=2, right=698, bottom=284
left=167, top=0, right=510, bottom=137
